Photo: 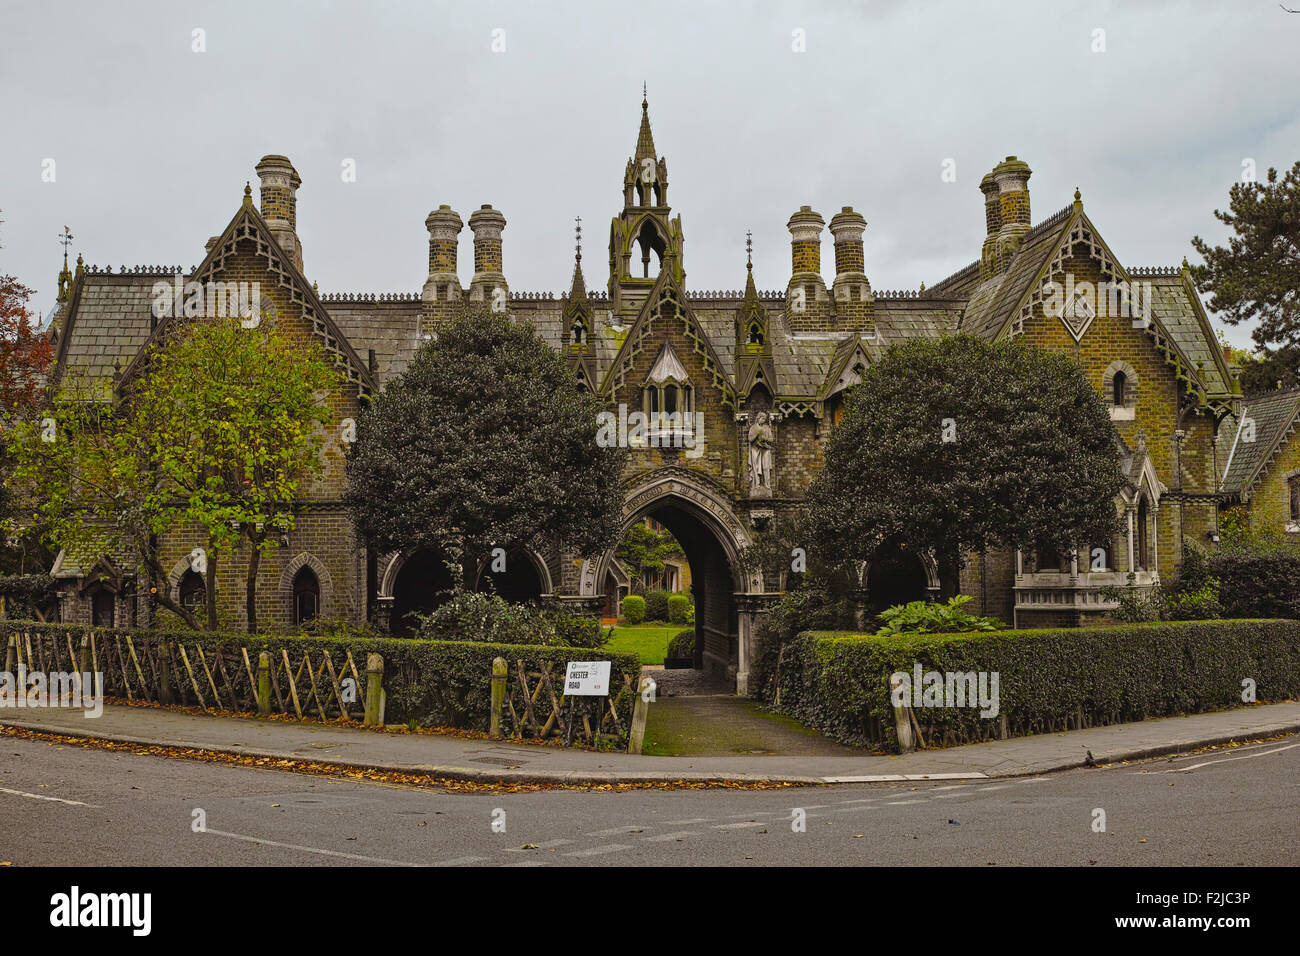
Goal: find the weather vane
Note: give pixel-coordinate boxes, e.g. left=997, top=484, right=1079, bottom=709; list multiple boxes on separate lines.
left=575, top=215, right=582, bottom=263
left=746, top=230, right=753, bottom=269
left=59, top=225, right=74, bottom=264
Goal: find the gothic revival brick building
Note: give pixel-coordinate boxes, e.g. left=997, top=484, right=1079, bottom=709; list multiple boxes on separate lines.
left=46, top=96, right=1259, bottom=693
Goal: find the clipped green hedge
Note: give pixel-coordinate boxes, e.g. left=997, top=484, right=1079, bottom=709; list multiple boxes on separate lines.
left=0, top=621, right=640, bottom=733
left=644, top=589, right=669, bottom=622
left=666, top=628, right=695, bottom=660
left=667, top=594, right=690, bottom=625
left=622, top=595, right=646, bottom=624
left=768, top=620, right=1300, bottom=752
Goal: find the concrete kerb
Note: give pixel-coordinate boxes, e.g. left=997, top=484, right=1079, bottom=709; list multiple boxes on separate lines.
left=2, top=713, right=1296, bottom=788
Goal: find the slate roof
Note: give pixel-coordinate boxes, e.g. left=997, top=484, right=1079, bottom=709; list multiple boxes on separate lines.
left=52, top=272, right=160, bottom=398
left=874, top=298, right=963, bottom=344
left=1137, top=271, right=1233, bottom=398
left=960, top=205, right=1076, bottom=341
left=1221, top=389, right=1300, bottom=497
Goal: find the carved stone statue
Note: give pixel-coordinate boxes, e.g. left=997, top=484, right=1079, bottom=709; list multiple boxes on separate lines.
left=747, top=411, right=774, bottom=495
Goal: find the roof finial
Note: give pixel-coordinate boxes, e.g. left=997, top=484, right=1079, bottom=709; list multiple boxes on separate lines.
left=746, top=230, right=753, bottom=271
left=642, top=82, right=648, bottom=109
left=244, top=181, right=253, bottom=205
left=59, top=225, right=74, bottom=269
left=1074, top=185, right=1082, bottom=204
left=575, top=215, right=583, bottom=264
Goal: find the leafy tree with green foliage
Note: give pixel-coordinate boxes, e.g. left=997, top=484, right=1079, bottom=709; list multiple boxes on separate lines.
left=8, top=314, right=337, bottom=631
left=345, top=307, right=626, bottom=587
left=1191, top=161, right=1300, bottom=377
left=133, top=316, right=337, bottom=631
left=615, top=520, right=684, bottom=593
left=803, top=335, right=1125, bottom=596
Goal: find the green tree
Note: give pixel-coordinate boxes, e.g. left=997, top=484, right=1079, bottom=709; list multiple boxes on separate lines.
left=344, top=307, right=626, bottom=587
left=1191, top=160, right=1300, bottom=353
left=8, top=314, right=337, bottom=631
left=132, top=316, right=337, bottom=631
left=615, top=520, right=683, bottom=592
left=803, top=335, right=1125, bottom=596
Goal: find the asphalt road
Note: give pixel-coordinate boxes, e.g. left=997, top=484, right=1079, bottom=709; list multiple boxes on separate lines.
left=1, top=734, right=1296, bottom=866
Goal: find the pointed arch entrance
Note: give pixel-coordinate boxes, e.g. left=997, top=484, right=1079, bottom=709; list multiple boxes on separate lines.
left=579, top=468, right=768, bottom=692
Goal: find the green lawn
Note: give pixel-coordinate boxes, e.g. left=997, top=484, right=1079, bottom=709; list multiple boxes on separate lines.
left=604, top=624, right=682, bottom=666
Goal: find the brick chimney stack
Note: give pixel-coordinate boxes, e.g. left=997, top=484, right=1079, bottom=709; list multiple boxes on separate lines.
left=993, top=156, right=1032, bottom=267
left=786, top=205, right=827, bottom=314
left=468, top=204, right=507, bottom=305
left=422, top=205, right=463, bottom=302
left=255, top=155, right=303, bottom=271
left=829, top=206, right=869, bottom=294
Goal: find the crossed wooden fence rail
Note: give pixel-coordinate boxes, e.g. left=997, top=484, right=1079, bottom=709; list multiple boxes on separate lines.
left=2, top=631, right=381, bottom=724
left=492, top=658, right=644, bottom=751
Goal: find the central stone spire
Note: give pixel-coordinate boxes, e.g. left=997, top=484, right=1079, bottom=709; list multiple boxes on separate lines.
left=609, top=90, right=685, bottom=320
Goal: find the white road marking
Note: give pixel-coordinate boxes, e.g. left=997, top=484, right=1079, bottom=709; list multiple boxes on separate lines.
left=713, top=821, right=767, bottom=829
left=643, top=831, right=699, bottom=842
left=884, top=799, right=926, bottom=806
left=660, top=817, right=713, bottom=825
left=976, top=785, right=1014, bottom=792
left=204, top=828, right=423, bottom=865
left=1158, top=741, right=1300, bottom=773
left=433, top=856, right=488, bottom=866
left=500, top=860, right=550, bottom=867
left=822, top=773, right=988, bottom=783
left=0, top=786, right=99, bottom=808
left=562, top=844, right=632, bottom=857
left=587, top=826, right=648, bottom=837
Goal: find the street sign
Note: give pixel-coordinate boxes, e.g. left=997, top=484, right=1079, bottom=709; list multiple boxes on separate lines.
left=564, top=661, right=611, bottom=696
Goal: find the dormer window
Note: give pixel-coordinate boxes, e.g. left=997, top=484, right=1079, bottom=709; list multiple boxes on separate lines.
left=642, top=344, right=694, bottom=436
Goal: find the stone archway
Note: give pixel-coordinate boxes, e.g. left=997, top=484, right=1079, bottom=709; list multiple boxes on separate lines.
left=579, top=467, right=770, bottom=693
left=863, top=538, right=940, bottom=613
left=379, top=548, right=456, bottom=637
left=474, top=547, right=554, bottom=603
left=277, top=552, right=334, bottom=624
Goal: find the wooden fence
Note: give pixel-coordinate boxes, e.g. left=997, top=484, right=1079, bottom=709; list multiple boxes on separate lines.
left=4, top=630, right=647, bottom=751
left=3, top=630, right=375, bottom=723
left=495, top=658, right=638, bottom=750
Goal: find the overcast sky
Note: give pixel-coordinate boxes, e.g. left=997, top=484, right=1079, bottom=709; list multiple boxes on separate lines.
left=2, top=0, right=1297, bottom=350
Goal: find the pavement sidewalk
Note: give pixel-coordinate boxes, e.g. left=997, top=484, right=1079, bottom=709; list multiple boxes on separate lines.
left=2, top=701, right=1297, bottom=785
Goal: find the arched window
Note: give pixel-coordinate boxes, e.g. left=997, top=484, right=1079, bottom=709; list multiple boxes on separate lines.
left=91, top=589, right=115, bottom=627
left=179, top=569, right=206, bottom=613
left=746, top=321, right=764, bottom=347
left=1112, top=371, right=1127, bottom=407
left=293, top=567, right=321, bottom=625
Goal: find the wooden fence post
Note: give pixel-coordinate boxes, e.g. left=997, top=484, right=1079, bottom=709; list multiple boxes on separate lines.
left=363, top=653, right=384, bottom=727
left=490, top=656, right=507, bottom=739
left=890, top=673, right=916, bottom=753
left=3, top=634, right=14, bottom=675
left=256, top=651, right=272, bottom=715
left=158, top=642, right=174, bottom=706
left=628, top=674, right=654, bottom=755
left=77, top=635, right=91, bottom=678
